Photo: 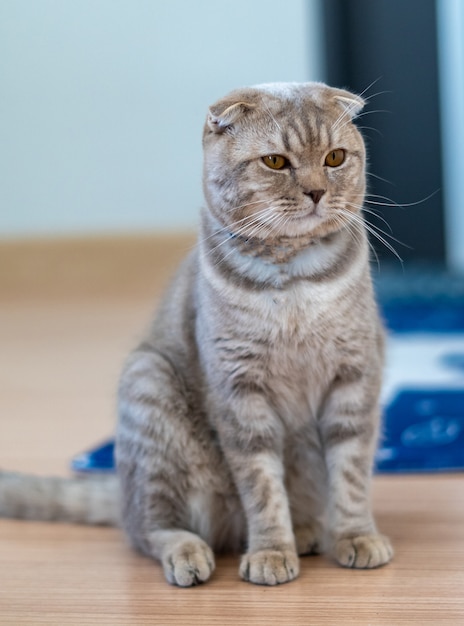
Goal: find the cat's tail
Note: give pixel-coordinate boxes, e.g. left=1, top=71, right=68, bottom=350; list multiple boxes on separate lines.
left=0, top=470, right=120, bottom=525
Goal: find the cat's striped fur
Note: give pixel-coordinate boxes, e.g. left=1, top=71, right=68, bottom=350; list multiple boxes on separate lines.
left=0, top=82, right=393, bottom=586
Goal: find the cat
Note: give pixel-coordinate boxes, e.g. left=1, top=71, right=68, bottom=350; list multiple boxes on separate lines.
left=0, top=81, right=393, bottom=586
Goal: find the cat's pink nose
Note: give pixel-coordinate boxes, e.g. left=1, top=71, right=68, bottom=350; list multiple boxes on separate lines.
left=305, top=189, right=326, bottom=204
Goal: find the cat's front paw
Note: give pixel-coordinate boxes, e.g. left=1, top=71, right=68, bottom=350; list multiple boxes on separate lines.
left=162, top=537, right=215, bottom=587
left=239, top=549, right=300, bottom=585
left=333, top=534, right=393, bottom=569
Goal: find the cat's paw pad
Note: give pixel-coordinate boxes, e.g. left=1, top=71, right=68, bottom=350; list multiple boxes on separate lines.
left=162, top=538, right=215, bottom=587
left=239, top=549, right=299, bottom=585
left=294, top=524, right=323, bottom=556
left=333, top=534, right=393, bottom=569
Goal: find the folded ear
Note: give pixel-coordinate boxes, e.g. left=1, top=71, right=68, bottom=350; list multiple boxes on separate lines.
left=207, top=100, right=256, bottom=133
left=331, top=88, right=365, bottom=119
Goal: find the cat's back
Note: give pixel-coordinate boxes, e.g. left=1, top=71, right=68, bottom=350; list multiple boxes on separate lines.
left=147, top=249, right=200, bottom=347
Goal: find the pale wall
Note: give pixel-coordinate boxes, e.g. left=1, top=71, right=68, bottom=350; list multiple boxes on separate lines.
left=437, top=0, right=464, bottom=272
left=0, top=0, right=324, bottom=237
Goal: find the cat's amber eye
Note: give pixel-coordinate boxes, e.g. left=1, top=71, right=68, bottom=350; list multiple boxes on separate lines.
left=325, top=149, right=346, bottom=167
left=262, top=155, right=288, bottom=170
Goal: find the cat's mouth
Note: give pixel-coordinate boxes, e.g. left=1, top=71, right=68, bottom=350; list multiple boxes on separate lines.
left=276, top=205, right=346, bottom=240
left=284, top=207, right=324, bottom=222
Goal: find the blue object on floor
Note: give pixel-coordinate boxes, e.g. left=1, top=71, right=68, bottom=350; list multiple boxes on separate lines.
left=71, top=440, right=115, bottom=473
left=382, top=303, right=464, bottom=334
left=375, top=390, right=464, bottom=472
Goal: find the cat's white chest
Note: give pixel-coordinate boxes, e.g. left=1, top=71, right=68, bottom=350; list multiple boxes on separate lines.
left=260, top=280, right=341, bottom=341
left=259, top=284, right=342, bottom=423
left=200, top=245, right=366, bottom=424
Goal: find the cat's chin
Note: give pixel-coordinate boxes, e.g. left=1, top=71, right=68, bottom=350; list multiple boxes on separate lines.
left=279, top=212, right=343, bottom=240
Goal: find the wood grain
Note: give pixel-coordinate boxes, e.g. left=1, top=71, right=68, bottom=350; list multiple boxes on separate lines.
left=1, top=235, right=463, bottom=625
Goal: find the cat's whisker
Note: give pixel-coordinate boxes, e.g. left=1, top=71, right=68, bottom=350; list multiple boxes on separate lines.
left=337, top=208, right=404, bottom=263
left=331, top=89, right=368, bottom=131
left=206, top=219, right=272, bottom=268
left=344, top=213, right=381, bottom=270
left=237, top=207, right=280, bottom=234
left=212, top=211, right=275, bottom=247
left=223, top=198, right=277, bottom=213
left=361, top=89, right=392, bottom=103
left=351, top=225, right=372, bottom=265
left=362, top=192, right=406, bottom=208
left=246, top=211, right=282, bottom=240
left=331, top=102, right=360, bottom=132
left=366, top=172, right=394, bottom=186
left=341, top=206, right=386, bottom=235
left=331, top=80, right=385, bottom=133
left=354, top=108, right=391, bottom=119
left=352, top=190, right=422, bottom=210
left=335, top=109, right=390, bottom=134
left=332, top=82, right=385, bottom=131
left=225, top=205, right=276, bottom=229
left=209, top=241, right=240, bottom=269
left=356, top=125, right=383, bottom=138
left=198, top=204, right=277, bottom=250
left=238, top=206, right=296, bottom=244
left=362, top=222, right=404, bottom=264
left=271, top=212, right=293, bottom=238
left=332, top=105, right=361, bottom=132
left=222, top=203, right=283, bottom=241
left=347, top=202, right=394, bottom=234
left=357, top=76, right=383, bottom=100
left=262, top=103, right=282, bottom=133
left=331, top=208, right=381, bottom=270
left=208, top=210, right=283, bottom=269
left=364, top=189, right=439, bottom=208
left=201, top=215, right=274, bottom=261
left=362, top=208, right=394, bottom=234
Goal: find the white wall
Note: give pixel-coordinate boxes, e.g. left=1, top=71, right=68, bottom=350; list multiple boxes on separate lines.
left=437, top=0, right=464, bottom=272
left=0, top=0, right=324, bottom=237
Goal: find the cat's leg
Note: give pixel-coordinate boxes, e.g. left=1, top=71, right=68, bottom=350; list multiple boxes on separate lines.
left=319, top=372, right=393, bottom=569
left=217, top=393, right=299, bottom=585
left=117, top=348, right=218, bottom=586
left=286, top=439, right=326, bottom=556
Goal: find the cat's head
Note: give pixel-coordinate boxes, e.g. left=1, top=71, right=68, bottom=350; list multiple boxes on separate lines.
left=202, top=82, right=366, bottom=242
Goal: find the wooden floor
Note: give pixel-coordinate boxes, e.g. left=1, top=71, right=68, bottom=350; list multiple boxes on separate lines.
left=1, top=234, right=464, bottom=625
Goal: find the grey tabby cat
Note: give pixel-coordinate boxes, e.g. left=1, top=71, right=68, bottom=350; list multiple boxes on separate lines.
left=0, top=82, right=393, bottom=586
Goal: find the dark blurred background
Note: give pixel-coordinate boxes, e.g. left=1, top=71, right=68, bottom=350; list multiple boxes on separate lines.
left=324, top=0, right=445, bottom=265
